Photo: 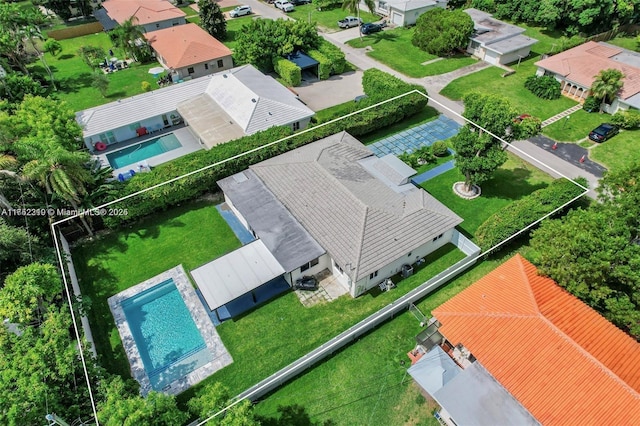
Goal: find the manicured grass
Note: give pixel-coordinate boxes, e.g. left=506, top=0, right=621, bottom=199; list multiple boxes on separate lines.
left=606, top=36, right=638, bottom=51
left=27, top=32, right=160, bottom=111
left=419, top=55, right=478, bottom=77
left=224, top=15, right=254, bottom=50
left=254, top=246, right=530, bottom=425
left=542, top=109, right=610, bottom=142
left=288, top=5, right=379, bottom=32
left=421, top=154, right=553, bottom=237
left=187, top=15, right=201, bottom=24
left=179, top=5, right=198, bottom=16
left=347, top=27, right=441, bottom=78
left=177, top=244, right=466, bottom=405
left=72, top=199, right=242, bottom=376
left=578, top=139, right=596, bottom=148
left=440, top=23, right=578, bottom=120
left=359, top=106, right=440, bottom=144
left=590, top=128, right=640, bottom=171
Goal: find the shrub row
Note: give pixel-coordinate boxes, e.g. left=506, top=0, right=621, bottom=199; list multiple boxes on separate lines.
left=317, top=40, right=346, bottom=75
left=307, top=49, right=331, bottom=80
left=273, top=57, right=301, bottom=87
left=611, top=109, right=640, bottom=129
left=513, top=116, right=542, bottom=139
left=103, top=70, right=428, bottom=228
left=524, top=75, right=561, bottom=100
left=475, top=177, right=587, bottom=251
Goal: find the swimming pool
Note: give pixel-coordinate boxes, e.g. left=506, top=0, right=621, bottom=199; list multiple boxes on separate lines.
left=121, top=279, right=213, bottom=391
left=106, top=133, right=182, bottom=169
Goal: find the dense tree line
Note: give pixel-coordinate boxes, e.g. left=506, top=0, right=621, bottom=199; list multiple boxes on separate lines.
left=531, top=164, right=640, bottom=339
left=468, top=0, right=639, bottom=36
left=412, top=8, right=474, bottom=56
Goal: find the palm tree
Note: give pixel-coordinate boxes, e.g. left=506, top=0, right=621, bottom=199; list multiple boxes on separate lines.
left=20, top=142, right=94, bottom=235
left=591, top=68, right=624, bottom=112
left=111, top=17, right=145, bottom=61
left=0, top=153, right=20, bottom=209
left=342, top=0, right=376, bottom=41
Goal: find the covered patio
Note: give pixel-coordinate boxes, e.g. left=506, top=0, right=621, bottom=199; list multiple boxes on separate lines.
left=190, top=240, right=290, bottom=322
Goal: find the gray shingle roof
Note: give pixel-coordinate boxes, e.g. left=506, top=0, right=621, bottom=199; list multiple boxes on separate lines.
left=250, top=132, right=463, bottom=281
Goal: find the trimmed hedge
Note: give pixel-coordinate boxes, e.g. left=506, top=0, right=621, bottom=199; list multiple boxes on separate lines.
left=317, top=40, right=346, bottom=75
left=307, top=50, right=331, bottom=80
left=102, top=69, right=428, bottom=228
left=475, top=177, right=587, bottom=251
left=273, top=57, right=301, bottom=87
left=524, top=75, right=561, bottom=100
left=583, top=96, right=599, bottom=113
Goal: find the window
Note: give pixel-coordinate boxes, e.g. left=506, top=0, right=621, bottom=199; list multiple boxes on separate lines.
left=369, top=270, right=378, bottom=280
left=300, top=258, right=319, bottom=272
left=188, top=67, right=195, bottom=74
left=334, top=260, right=343, bottom=274
left=99, top=132, right=116, bottom=144
left=204, top=63, right=209, bottom=70
left=292, top=121, right=300, bottom=131
left=128, top=122, right=142, bottom=131
left=156, top=23, right=160, bottom=28
left=217, top=59, right=224, bottom=68
left=407, top=252, right=412, bottom=257
left=432, top=233, right=444, bottom=242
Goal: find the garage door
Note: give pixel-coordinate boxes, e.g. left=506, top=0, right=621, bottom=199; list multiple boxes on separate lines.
left=392, top=12, right=403, bottom=26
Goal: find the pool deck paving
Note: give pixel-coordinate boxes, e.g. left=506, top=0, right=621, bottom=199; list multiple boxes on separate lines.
left=108, top=265, right=232, bottom=396
left=367, top=115, right=461, bottom=157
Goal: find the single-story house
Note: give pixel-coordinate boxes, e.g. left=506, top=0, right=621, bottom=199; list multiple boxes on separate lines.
left=76, top=65, right=314, bottom=151
left=144, top=23, right=233, bottom=81
left=371, top=0, right=447, bottom=27
left=535, top=41, right=640, bottom=113
left=101, top=0, right=186, bottom=33
left=410, top=254, right=640, bottom=426
left=216, top=132, right=464, bottom=299
left=464, top=8, right=537, bottom=65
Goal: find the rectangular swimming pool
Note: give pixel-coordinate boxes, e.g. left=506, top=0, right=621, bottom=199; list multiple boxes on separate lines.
left=121, top=279, right=213, bottom=391
left=107, top=133, right=182, bottom=169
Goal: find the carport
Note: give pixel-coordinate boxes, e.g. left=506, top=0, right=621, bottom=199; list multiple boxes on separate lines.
left=191, top=240, right=289, bottom=322
left=287, top=51, right=319, bottom=80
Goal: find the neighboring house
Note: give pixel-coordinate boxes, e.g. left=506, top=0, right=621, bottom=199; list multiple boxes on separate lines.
left=76, top=65, right=314, bottom=151
left=372, top=0, right=447, bottom=27
left=409, top=254, right=640, bottom=426
left=464, top=8, right=537, bottom=65
left=144, top=23, right=233, bottom=81
left=101, top=0, right=186, bottom=33
left=217, top=132, right=464, bottom=301
left=535, top=41, right=640, bottom=113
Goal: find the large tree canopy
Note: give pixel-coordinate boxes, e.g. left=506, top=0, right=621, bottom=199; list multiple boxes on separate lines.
left=530, top=163, right=640, bottom=338
left=234, top=19, right=320, bottom=71
left=412, top=8, right=474, bottom=56
left=199, top=0, right=227, bottom=40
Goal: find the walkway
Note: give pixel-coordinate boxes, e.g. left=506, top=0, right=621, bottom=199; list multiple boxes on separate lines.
left=541, top=104, right=583, bottom=128
left=368, top=115, right=461, bottom=157
left=411, top=161, right=456, bottom=185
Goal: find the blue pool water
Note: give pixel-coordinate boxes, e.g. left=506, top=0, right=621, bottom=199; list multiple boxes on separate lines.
left=121, top=279, right=212, bottom=390
left=107, top=133, right=182, bottom=169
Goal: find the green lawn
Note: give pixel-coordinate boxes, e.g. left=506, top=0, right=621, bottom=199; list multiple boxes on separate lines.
left=421, top=155, right=553, bottom=237
left=543, top=109, right=610, bottom=142
left=253, top=247, right=531, bottom=425
left=606, top=36, right=638, bottom=51
left=179, top=5, right=198, bottom=17
left=224, top=15, right=255, bottom=50
left=288, top=5, right=379, bottom=32
left=27, top=32, right=160, bottom=111
left=72, top=199, right=242, bottom=376
left=590, top=128, right=640, bottom=170
left=347, top=29, right=479, bottom=78
left=440, top=23, right=578, bottom=120
left=177, top=244, right=465, bottom=406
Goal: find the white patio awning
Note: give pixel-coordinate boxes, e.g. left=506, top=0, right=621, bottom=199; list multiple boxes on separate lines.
left=190, top=239, right=285, bottom=311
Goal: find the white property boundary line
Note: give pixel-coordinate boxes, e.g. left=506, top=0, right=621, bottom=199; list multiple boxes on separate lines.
left=50, top=90, right=588, bottom=425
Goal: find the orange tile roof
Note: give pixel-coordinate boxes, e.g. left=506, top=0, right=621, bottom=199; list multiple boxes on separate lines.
left=535, top=41, right=640, bottom=100
left=144, top=23, right=232, bottom=69
left=432, top=254, right=640, bottom=426
left=102, top=0, right=185, bottom=26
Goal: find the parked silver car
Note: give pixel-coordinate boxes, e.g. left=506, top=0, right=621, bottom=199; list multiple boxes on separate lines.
left=229, top=5, right=252, bottom=17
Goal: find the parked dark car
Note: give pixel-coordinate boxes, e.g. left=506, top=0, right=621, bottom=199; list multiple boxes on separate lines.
left=360, top=21, right=386, bottom=35
left=588, top=123, right=619, bottom=142
left=294, top=275, right=318, bottom=291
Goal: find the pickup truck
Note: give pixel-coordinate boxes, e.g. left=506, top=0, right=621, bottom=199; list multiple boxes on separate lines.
left=338, top=16, right=362, bottom=28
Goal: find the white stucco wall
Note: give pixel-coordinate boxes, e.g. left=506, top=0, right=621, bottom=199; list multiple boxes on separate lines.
left=172, top=55, right=233, bottom=80
left=141, top=17, right=186, bottom=33
left=84, top=114, right=174, bottom=150
left=498, top=46, right=532, bottom=65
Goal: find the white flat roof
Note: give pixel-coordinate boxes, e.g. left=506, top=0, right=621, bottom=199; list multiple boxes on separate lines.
left=190, top=240, right=285, bottom=311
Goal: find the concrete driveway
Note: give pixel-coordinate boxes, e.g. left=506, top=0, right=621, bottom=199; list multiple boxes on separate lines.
left=294, top=70, right=364, bottom=111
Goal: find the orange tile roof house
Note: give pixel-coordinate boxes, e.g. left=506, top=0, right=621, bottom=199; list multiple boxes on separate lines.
left=101, top=0, right=186, bottom=33
left=144, top=23, right=233, bottom=80
left=412, top=254, right=640, bottom=426
left=535, top=41, right=640, bottom=113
